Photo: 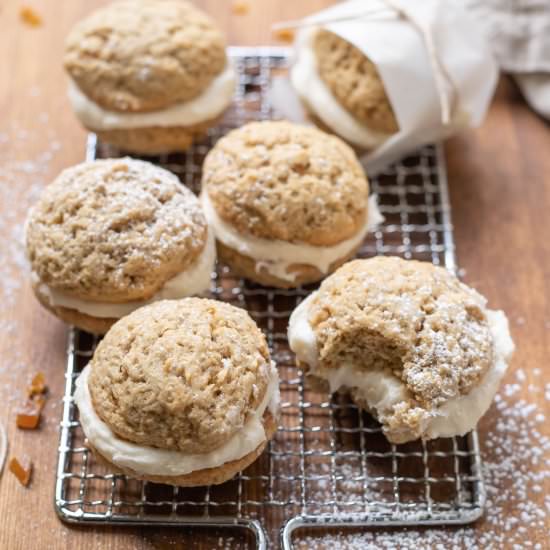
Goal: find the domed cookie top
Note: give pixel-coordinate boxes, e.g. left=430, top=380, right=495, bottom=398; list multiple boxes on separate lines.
left=88, top=299, right=272, bottom=454
left=202, top=121, right=370, bottom=246
left=313, top=29, right=398, bottom=134
left=26, top=158, right=207, bottom=302
left=308, top=257, right=493, bottom=409
left=64, top=0, right=227, bottom=112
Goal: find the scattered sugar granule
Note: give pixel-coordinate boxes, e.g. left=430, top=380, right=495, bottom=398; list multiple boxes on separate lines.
left=515, top=369, right=526, bottom=382
left=291, top=380, right=550, bottom=549
left=0, top=121, right=61, bottom=404
left=504, top=383, right=521, bottom=397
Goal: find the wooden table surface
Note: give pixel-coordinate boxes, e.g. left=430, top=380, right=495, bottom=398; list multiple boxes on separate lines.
left=0, top=1, right=548, bottom=548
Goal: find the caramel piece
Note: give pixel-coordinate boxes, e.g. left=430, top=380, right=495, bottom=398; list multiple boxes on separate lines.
left=20, top=7, right=42, bottom=27
left=272, top=28, right=295, bottom=43
left=232, top=0, right=249, bottom=15
left=16, top=391, right=46, bottom=429
left=16, top=404, right=41, bottom=430
left=28, top=372, right=47, bottom=397
left=18, top=373, right=47, bottom=430
left=9, top=456, right=32, bottom=487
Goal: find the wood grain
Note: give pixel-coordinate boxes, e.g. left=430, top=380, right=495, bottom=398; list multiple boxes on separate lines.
left=0, top=1, right=548, bottom=548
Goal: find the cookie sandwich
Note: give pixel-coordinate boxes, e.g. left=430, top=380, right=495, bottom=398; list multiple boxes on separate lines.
left=200, top=120, right=383, bottom=288
left=291, top=29, right=398, bottom=150
left=26, top=158, right=215, bottom=334
left=288, top=257, right=514, bottom=443
left=74, top=299, right=280, bottom=486
left=64, top=0, right=235, bottom=154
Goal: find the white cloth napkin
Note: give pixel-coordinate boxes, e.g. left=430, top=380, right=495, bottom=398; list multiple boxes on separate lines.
left=465, top=0, right=550, bottom=119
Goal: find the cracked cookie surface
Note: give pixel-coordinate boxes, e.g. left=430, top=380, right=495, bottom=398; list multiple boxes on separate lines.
left=202, top=120, right=370, bottom=246
left=26, top=158, right=207, bottom=302
left=88, top=299, right=272, bottom=454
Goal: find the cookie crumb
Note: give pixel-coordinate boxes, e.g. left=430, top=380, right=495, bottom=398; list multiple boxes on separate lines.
left=232, top=0, right=249, bottom=15
left=20, top=7, right=42, bottom=27
left=272, top=28, right=295, bottom=43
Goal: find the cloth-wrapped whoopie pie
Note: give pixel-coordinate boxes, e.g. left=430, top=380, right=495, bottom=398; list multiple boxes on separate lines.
left=288, top=0, right=498, bottom=172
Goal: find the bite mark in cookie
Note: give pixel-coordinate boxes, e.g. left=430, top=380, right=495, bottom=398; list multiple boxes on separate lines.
left=288, top=257, right=514, bottom=442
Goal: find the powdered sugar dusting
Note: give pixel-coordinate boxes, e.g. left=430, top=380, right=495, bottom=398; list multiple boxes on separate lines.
left=0, top=119, right=62, bottom=404
left=26, top=157, right=207, bottom=299
left=294, top=367, right=549, bottom=549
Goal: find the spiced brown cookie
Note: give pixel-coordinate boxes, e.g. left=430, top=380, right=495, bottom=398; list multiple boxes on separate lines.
left=64, top=0, right=235, bottom=153
left=200, top=120, right=382, bottom=288
left=288, top=257, right=514, bottom=443
left=313, top=29, right=398, bottom=134
left=291, top=28, right=398, bottom=150
left=26, top=158, right=215, bottom=333
left=74, top=299, right=280, bottom=486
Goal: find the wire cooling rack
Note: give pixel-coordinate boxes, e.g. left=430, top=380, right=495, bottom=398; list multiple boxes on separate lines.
left=55, top=48, right=485, bottom=548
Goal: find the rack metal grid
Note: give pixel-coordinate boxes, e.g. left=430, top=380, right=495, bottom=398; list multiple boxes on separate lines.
left=55, top=48, right=485, bottom=549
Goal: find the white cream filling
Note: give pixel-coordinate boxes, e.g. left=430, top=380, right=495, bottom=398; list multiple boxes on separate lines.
left=288, top=292, right=514, bottom=439
left=35, top=228, right=216, bottom=319
left=201, top=191, right=383, bottom=283
left=290, top=29, right=393, bottom=150
left=425, top=309, right=514, bottom=438
left=74, top=362, right=280, bottom=477
left=68, top=63, right=236, bottom=131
